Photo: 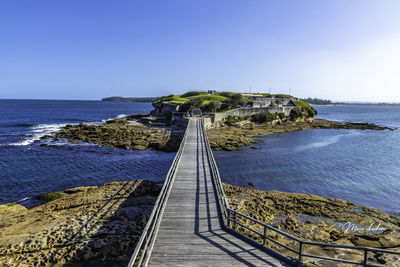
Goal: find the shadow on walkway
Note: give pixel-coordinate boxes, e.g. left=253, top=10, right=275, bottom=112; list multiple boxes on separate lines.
left=193, top=120, right=291, bottom=267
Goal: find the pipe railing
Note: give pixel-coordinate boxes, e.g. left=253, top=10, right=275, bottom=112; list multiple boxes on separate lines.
left=200, top=119, right=230, bottom=225
left=127, top=122, right=189, bottom=267
left=200, top=118, right=400, bottom=267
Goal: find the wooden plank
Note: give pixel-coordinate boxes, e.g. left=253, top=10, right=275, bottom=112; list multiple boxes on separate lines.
left=146, top=119, right=288, bottom=267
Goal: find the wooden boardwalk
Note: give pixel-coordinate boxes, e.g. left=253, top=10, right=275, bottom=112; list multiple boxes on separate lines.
left=147, top=119, right=288, bottom=267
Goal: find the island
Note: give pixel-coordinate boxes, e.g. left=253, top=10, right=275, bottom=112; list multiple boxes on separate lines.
left=53, top=91, right=392, bottom=151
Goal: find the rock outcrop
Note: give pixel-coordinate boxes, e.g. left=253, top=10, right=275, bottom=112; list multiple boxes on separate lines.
left=53, top=119, right=184, bottom=152
left=0, top=180, right=160, bottom=266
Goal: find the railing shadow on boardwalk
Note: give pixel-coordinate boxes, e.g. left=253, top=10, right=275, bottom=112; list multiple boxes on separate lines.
left=62, top=179, right=162, bottom=266
left=193, top=120, right=291, bottom=267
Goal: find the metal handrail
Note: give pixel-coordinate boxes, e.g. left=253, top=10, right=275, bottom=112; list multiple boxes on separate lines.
left=127, top=121, right=190, bottom=267
left=200, top=119, right=230, bottom=225
left=200, top=119, right=400, bottom=267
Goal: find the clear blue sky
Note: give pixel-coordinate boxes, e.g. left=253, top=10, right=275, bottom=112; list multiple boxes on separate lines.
left=1, top=0, right=399, bottom=101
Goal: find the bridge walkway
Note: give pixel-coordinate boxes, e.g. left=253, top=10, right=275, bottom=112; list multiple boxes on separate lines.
left=147, top=119, right=288, bottom=266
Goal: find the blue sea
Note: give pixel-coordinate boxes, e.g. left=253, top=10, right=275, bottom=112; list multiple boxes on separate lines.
left=215, top=105, right=400, bottom=216
left=0, top=100, right=399, bottom=216
left=0, top=100, right=174, bottom=207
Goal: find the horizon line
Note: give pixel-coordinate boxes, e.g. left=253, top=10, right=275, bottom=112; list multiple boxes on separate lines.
left=1, top=97, right=400, bottom=104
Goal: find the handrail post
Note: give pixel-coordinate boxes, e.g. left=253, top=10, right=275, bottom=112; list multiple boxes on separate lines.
left=298, top=241, right=303, bottom=264
left=234, top=212, right=237, bottom=231
left=263, top=225, right=267, bottom=245
left=363, top=248, right=368, bottom=266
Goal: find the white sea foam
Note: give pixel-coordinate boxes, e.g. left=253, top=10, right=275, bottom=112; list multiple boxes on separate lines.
left=16, top=197, right=30, bottom=203
left=5, top=114, right=128, bottom=146
left=7, top=123, right=69, bottom=146
left=101, top=114, right=127, bottom=123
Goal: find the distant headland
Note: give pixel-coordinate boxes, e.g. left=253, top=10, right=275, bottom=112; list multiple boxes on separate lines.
left=101, top=96, right=156, bottom=102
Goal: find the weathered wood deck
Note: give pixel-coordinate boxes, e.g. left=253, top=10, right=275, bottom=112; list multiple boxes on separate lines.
left=147, top=119, right=288, bottom=266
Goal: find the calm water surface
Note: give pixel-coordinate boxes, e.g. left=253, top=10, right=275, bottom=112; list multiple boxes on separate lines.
left=215, top=105, right=400, bottom=216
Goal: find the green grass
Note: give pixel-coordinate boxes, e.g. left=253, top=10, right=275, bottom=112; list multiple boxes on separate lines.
left=181, top=91, right=209, bottom=97
left=257, top=93, right=294, bottom=98
left=160, top=94, right=230, bottom=107
left=259, top=93, right=272, bottom=97
left=187, top=94, right=229, bottom=102
left=167, top=96, right=187, bottom=104
left=293, top=100, right=311, bottom=108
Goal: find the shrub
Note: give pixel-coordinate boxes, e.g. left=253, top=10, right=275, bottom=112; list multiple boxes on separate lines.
left=219, top=92, right=237, bottom=98
left=225, top=115, right=241, bottom=124
left=219, top=102, right=231, bottom=111
left=251, top=112, right=276, bottom=123
left=202, top=101, right=221, bottom=113
left=290, top=108, right=302, bottom=119
left=179, top=98, right=203, bottom=112
left=278, top=112, right=286, bottom=119
left=275, top=99, right=283, bottom=105
left=308, top=107, right=318, bottom=117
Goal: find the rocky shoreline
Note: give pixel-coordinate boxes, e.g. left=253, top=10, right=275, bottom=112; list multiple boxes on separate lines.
left=207, top=118, right=393, bottom=151
left=1, top=181, right=399, bottom=266
left=46, top=113, right=393, bottom=152
left=49, top=114, right=184, bottom=152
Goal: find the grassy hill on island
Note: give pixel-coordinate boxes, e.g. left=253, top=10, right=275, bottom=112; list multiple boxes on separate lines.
left=152, top=91, right=312, bottom=114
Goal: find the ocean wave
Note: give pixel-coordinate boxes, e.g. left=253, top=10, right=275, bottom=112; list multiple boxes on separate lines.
left=101, top=114, right=127, bottom=123
left=6, top=123, right=69, bottom=146
left=16, top=197, right=30, bottom=203
left=2, top=114, right=127, bottom=146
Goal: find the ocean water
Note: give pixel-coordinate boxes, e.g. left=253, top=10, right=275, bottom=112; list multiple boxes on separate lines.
left=1, top=100, right=399, bottom=217
left=214, top=105, right=400, bottom=216
left=0, top=100, right=174, bottom=206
